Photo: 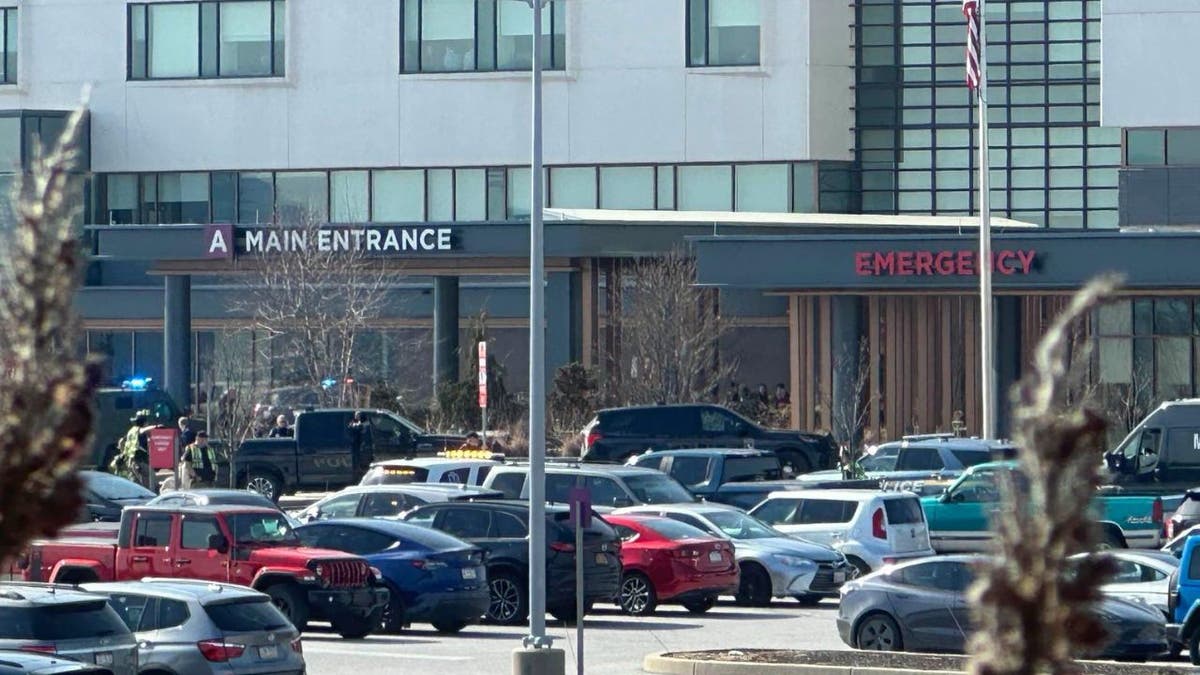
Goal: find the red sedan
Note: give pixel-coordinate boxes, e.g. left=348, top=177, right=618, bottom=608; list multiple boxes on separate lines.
left=603, top=514, right=740, bottom=616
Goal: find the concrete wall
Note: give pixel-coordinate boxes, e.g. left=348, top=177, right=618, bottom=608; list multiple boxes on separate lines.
left=7, top=0, right=852, bottom=172
left=1102, top=0, right=1200, bottom=127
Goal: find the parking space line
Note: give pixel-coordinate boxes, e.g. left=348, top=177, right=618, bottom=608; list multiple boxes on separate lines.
left=303, top=645, right=472, bottom=661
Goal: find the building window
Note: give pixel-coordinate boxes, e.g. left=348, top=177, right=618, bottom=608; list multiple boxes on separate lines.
left=401, top=0, right=564, bottom=73
left=687, top=0, right=760, bottom=67
left=0, top=8, right=15, bottom=84
left=128, top=1, right=285, bottom=80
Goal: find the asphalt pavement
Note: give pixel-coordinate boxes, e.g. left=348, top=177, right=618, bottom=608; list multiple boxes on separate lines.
left=300, top=599, right=846, bottom=674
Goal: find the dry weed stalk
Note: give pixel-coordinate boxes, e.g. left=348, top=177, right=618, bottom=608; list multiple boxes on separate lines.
left=967, top=276, right=1122, bottom=675
left=0, top=108, right=102, bottom=565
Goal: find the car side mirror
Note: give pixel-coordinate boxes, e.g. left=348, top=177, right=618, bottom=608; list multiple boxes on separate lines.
left=735, top=422, right=750, bottom=437
left=208, top=533, right=229, bottom=554
left=612, top=497, right=633, bottom=508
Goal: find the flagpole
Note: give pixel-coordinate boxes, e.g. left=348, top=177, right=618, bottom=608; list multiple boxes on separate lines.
left=977, top=0, right=996, bottom=439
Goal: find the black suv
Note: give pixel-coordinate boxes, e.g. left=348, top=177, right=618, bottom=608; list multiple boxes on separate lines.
left=400, top=501, right=621, bottom=624
left=581, top=404, right=836, bottom=474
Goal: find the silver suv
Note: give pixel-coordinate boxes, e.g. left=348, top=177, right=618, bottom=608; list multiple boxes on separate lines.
left=0, top=583, right=137, bottom=674
left=482, top=461, right=696, bottom=508
left=82, top=579, right=305, bottom=675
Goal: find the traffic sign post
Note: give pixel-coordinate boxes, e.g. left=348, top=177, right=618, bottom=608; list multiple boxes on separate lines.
left=478, top=341, right=488, bottom=448
left=568, top=487, right=591, bottom=675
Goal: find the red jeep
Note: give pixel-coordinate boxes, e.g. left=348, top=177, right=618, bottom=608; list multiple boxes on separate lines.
left=16, top=505, right=388, bottom=638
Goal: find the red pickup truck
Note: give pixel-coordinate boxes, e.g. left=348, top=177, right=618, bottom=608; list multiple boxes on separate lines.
left=14, top=504, right=389, bottom=638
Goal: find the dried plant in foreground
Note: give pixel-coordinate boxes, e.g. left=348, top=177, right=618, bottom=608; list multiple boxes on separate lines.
left=968, top=276, right=1122, bottom=675
left=0, top=107, right=102, bottom=566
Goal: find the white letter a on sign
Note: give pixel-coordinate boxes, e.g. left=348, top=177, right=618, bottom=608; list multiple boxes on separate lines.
left=209, top=229, right=228, bottom=254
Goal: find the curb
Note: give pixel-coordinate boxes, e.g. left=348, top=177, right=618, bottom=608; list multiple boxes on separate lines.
left=642, top=653, right=962, bottom=675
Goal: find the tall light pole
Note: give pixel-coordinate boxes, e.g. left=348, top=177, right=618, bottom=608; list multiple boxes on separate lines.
left=513, top=0, right=564, bottom=673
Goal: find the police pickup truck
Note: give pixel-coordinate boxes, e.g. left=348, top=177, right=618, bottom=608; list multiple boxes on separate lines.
left=234, top=409, right=466, bottom=501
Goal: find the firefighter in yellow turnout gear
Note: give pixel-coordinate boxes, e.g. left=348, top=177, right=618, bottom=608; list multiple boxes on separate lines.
left=111, top=409, right=153, bottom=485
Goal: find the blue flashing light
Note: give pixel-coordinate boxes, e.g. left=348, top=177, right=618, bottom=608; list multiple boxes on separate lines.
left=321, top=378, right=337, bottom=390
left=123, top=377, right=152, bottom=391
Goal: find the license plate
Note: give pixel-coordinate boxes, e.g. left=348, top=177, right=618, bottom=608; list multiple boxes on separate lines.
left=95, top=653, right=113, bottom=667
left=259, top=645, right=278, bottom=660
left=834, top=571, right=846, bottom=583
left=594, top=552, right=608, bottom=565
left=462, top=567, right=478, bottom=580
left=708, top=551, right=723, bottom=563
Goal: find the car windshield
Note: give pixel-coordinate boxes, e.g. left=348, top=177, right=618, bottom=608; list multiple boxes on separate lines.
left=623, top=474, right=695, bottom=504
left=0, top=602, right=130, bottom=640
left=859, top=447, right=899, bottom=472
left=84, top=472, right=155, bottom=500
left=702, top=510, right=780, bottom=540
left=204, top=598, right=291, bottom=631
left=227, top=513, right=300, bottom=546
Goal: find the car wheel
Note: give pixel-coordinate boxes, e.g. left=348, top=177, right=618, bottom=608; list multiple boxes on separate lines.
left=846, top=556, right=872, bottom=577
left=681, top=596, right=718, bottom=614
left=1096, top=528, right=1125, bottom=551
left=333, top=607, right=384, bottom=639
left=380, top=590, right=406, bottom=634
left=265, top=583, right=309, bottom=632
left=735, top=563, right=773, bottom=607
left=244, top=470, right=282, bottom=502
left=618, top=572, right=657, bottom=616
left=487, top=571, right=527, bottom=625
left=856, top=612, right=903, bottom=651
left=432, top=619, right=469, bottom=634
left=792, top=594, right=822, bottom=607
left=1190, top=629, right=1200, bottom=666
left=778, top=451, right=812, bottom=477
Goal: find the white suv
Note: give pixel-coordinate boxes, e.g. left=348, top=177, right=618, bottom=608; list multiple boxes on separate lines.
left=748, top=489, right=935, bottom=574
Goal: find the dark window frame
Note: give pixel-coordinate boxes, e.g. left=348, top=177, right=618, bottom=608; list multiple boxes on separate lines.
left=686, top=0, right=761, bottom=68
left=127, top=0, right=285, bottom=81
left=0, top=7, right=16, bottom=85
left=400, top=0, right=565, bottom=74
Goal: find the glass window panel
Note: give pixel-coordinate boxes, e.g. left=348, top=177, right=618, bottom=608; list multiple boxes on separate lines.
left=158, top=173, right=210, bottom=224
left=427, top=168, right=453, bottom=220
left=421, top=0, right=475, bottom=72
left=549, top=167, right=596, bottom=209
left=476, top=0, right=495, bottom=70
left=1158, top=337, right=1192, bottom=399
left=734, top=164, right=787, bottom=212
left=1011, top=190, right=1044, bottom=209
left=1168, top=129, right=1200, bottom=166
left=1089, top=188, right=1117, bottom=208
left=1050, top=147, right=1083, bottom=166
left=238, top=171, right=274, bottom=224
left=0, top=116, right=16, bottom=169
left=1098, top=337, right=1131, bottom=383
left=1088, top=168, right=1118, bottom=187
left=149, top=3, right=199, bottom=78
left=687, top=0, right=706, bottom=66
left=496, top=0, right=551, bottom=70
left=709, top=0, right=759, bottom=66
left=272, top=1, right=285, bottom=75
left=220, top=1, right=273, bottom=77
left=792, top=163, right=815, bottom=212
left=677, top=165, right=732, bottom=211
left=212, top=171, right=236, bottom=222
left=275, top=171, right=328, bottom=222
left=200, top=2, right=218, bottom=77
left=130, top=5, right=147, bottom=79
left=599, top=166, right=654, bottom=210
left=1049, top=168, right=1082, bottom=187
left=372, top=170, right=425, bottom=221
left=1157, top=299, right=1192, bottom=335
left=402, top=0, right=420, bottom=71
left=331, top=170, right=368, bottom=222
left=897, top=192, right=931, bottom=211
left=1135, top=299, right=1154, bottom=335
left=551, top=0, right=565, bottom=68
left=656, top=166, right=675, bottom=210
left=455, top=168, right=486, bottom=221
left=140, top=174, right=157, bottom=223
left=1050, top=189, right=1083, bottom=209
left=106, top=174, right=138, bottom=225
left=486, top=167, right=505, bottom=219
left=3, top=8, right=15, bottom=83
left=506, top=167, right=530, bottom=218
left=1088, top=210, right=1117, bottom=229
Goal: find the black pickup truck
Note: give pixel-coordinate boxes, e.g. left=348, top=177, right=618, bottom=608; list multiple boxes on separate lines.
left=235, top=409, right=466, bottom=501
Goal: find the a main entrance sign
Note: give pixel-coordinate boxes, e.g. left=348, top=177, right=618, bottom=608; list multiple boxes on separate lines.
left=203, top=224, right=456, bottom=259
left=854, top=249, right=1037, bottom=277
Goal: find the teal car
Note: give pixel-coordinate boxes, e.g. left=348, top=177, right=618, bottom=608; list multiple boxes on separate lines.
left=921, top=461, right=1164, bottom=553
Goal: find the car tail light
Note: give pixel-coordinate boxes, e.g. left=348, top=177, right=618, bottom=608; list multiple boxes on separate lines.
left=197, top=640, right=245, bottom=662
left=20, top=644, right=55, bottom=655
left=881, top=556, right=898, bottom=565
left=290, top=638, right=303, bottom=654
left=1167, top=519, right=1176, bottom=539
left=1154, top=499, right=1164, bottom=525
left=585, top=430, right=602, bottom=449
left=872, top=508, right=887, bottom=540
left=549, top=542, right=575, bottom=553
left=411, top=559, right=448, bottom=570
left=672, top=548, right=701, bottom=558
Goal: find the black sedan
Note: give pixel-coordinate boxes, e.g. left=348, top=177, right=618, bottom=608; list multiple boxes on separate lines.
left=837, top=555, right=1167, bottom=659
left=78, top=471, right=155, bottom=522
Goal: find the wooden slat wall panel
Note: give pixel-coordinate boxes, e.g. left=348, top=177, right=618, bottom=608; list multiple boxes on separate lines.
left=789, top=295, right=802, bottom=429
left=964, top=298, right=980, bottom=433
left=803, top=297, right=816, bottom=430
left=868, top=296, right=882, bottom=439
left=817, top=297, right=832, bottom=431
left=941, top=298, right=953, bottom=426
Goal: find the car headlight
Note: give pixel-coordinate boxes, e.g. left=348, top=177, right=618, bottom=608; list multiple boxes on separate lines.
left=772, top=554, right=816, bottom=568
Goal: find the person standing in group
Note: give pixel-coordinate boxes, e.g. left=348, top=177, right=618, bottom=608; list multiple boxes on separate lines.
left=178, top=415, right=196, bottom=448
left=112, top=409, right=152, bottom=484
left=180, top=431, right=216, bottom=488
left=774, top=383, right=791, bottom=408
left=349, top=411, right=374, bottom=477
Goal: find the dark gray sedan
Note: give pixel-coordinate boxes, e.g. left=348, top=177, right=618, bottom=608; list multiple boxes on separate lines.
left=837, top=555, right=1168, bottom=659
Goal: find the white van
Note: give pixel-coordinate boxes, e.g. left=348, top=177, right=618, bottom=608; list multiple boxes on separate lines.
left=749, top=489, right=935, bottom=573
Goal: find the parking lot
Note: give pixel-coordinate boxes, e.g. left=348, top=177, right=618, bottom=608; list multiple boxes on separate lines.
left=300, top=600, right=844, bottom=674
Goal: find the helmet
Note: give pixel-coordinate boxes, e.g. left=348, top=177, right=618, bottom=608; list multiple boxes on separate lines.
left=130, top=408, right=151, bottom=423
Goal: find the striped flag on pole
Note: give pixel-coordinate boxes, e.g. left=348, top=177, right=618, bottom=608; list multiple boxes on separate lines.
left=963, top=0, right=981, bottom=89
